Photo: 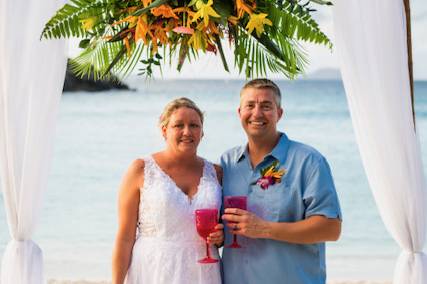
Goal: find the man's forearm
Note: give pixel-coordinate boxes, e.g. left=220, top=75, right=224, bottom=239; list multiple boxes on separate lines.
left=263, top=215, right=341, bottom=244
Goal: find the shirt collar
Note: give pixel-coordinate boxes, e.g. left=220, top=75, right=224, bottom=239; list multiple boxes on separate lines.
left=236, top=132, right=290, bottom=164
left=270, top=132, right=290, bottom=164
left=236, top=145, right=247, bottom=163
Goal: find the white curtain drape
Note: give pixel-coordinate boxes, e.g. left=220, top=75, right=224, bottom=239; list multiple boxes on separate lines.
left=333, top=0, right=427, bottom=283
left=0, top=0, right=67, bottom=283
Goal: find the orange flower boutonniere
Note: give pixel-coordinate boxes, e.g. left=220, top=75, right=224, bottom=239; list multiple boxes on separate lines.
left=253, top=160, right=286, bottom=190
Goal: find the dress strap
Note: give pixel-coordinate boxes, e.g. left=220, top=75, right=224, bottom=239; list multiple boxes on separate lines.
left=141, top=156, right=156, bottom=190
left=203, top=160, right=220, bottom=184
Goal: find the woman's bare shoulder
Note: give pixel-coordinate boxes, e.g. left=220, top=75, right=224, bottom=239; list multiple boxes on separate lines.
left=129, top=158, right=145, bottom=172
left=122, top=158, right=145, bottom=190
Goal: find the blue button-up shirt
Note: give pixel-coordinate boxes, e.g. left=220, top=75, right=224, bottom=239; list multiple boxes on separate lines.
left=220, top=133, right=341, bottom=284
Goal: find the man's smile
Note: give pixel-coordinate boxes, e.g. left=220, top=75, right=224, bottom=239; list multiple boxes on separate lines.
left=249, top=121, right=267, bottom=126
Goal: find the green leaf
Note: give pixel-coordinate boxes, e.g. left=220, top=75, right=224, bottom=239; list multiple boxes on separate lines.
left=255, top=34, right=285, bottom=63
left=310, top=0, right=333, bottom=6
left=268, top=3, right=332, bottom=49
left=214, top=34, right=229, bottom=72
left=107, top=26, right=130, bottom=42
left=132, top=0, right=170, bottom=16
left=79, top=39, right=91, bottom=48
left=212, top=0, right=233, bottom=20
left=103, top=45, right=127, bottom=76
left=114, top=41, right=146, bottom=79
left=41, top=0, right=109, bottom=40
left=188, top=0, right=198, bottom=7
left=233, top=25, right=305, bottom=79
left=69, top=25, right=142, bottom=81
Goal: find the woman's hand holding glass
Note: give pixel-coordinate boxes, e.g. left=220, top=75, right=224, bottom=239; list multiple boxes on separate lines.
left=207, top=223, right=224, bottom=246
left=195, top=209, right=220, bottom=263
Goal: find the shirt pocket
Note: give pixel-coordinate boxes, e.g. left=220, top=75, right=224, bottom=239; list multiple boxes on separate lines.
left=248, top=180, right=292, bottom=222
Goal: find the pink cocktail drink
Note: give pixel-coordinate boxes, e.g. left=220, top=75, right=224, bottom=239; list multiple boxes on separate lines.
left=224, top=196, right=247, bottom=248
left=195, top=208, right=219, bottom=264
left=224, top=196, right=247, bottom=211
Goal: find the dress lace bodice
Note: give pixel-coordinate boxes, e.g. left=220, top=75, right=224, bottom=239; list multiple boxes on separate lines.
left=125, top=156, right=222, bottom=284
left=137, top=156, right=221, bottom=239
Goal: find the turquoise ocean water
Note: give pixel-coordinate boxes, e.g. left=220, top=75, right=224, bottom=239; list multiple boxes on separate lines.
left=0, top=79, right=426, bottom=281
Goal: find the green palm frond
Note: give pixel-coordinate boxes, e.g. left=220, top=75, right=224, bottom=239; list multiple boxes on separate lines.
left=70, top=38, right=119, bottom=80
left=117, top=42, right=145, bottom=78
left=41, top=0, right=108, bottom=39
left=266, top=2, right=332, bottom=48
left=234, top=26, right=307, bottom=79
left=71, top=36, right=146, bottom=80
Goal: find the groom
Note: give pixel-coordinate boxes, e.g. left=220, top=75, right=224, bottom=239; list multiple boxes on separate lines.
left=221, top=79, right=342, bottom=284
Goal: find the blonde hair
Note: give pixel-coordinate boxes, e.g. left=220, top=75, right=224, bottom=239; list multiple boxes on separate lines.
left=159, top=97, right=204, bottom=127
left=240, top=78, right=282, bottom=107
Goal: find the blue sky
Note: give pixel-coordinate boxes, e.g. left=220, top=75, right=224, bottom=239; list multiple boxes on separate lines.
left=68, top=0, right=427, bottom=79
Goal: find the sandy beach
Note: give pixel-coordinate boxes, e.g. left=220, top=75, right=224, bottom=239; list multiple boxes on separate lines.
left=48, top=281, right=392, bottom=284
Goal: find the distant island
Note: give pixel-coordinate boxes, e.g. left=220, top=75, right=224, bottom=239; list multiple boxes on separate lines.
left=63, top=60, right=130, bottom=92
left=62, top=66, right=344, bottom=92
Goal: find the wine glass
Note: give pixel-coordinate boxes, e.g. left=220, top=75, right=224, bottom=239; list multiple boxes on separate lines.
left=195, top=208, right=219, bottom=263
left=224, top=196, right=247, bottom=248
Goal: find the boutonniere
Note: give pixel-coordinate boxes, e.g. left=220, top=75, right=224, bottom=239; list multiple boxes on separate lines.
left=252, top=160, right=286, bottom=190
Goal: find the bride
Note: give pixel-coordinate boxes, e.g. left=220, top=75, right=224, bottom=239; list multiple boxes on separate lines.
left=112, top=98, right=223, bottom=284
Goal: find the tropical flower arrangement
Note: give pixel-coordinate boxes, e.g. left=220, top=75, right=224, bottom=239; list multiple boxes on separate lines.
left=254, top=160, right=286, bottom=190
left=41, top=0, right=332, bottom=79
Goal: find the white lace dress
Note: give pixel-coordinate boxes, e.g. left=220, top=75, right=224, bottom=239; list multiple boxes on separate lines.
left=125, top=156, right=222, bottom=284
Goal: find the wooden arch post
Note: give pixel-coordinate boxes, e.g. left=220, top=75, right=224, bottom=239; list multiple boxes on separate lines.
left=403, top=0, right=415, bottom=127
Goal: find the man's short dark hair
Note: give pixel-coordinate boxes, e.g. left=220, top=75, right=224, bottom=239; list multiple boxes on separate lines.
left=240, top=79, right=282, bottom=107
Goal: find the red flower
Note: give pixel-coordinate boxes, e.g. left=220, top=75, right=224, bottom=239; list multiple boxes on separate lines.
left=256, top=176, right=274, bottom=190
left=253, top=161, right=286, bottom=190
